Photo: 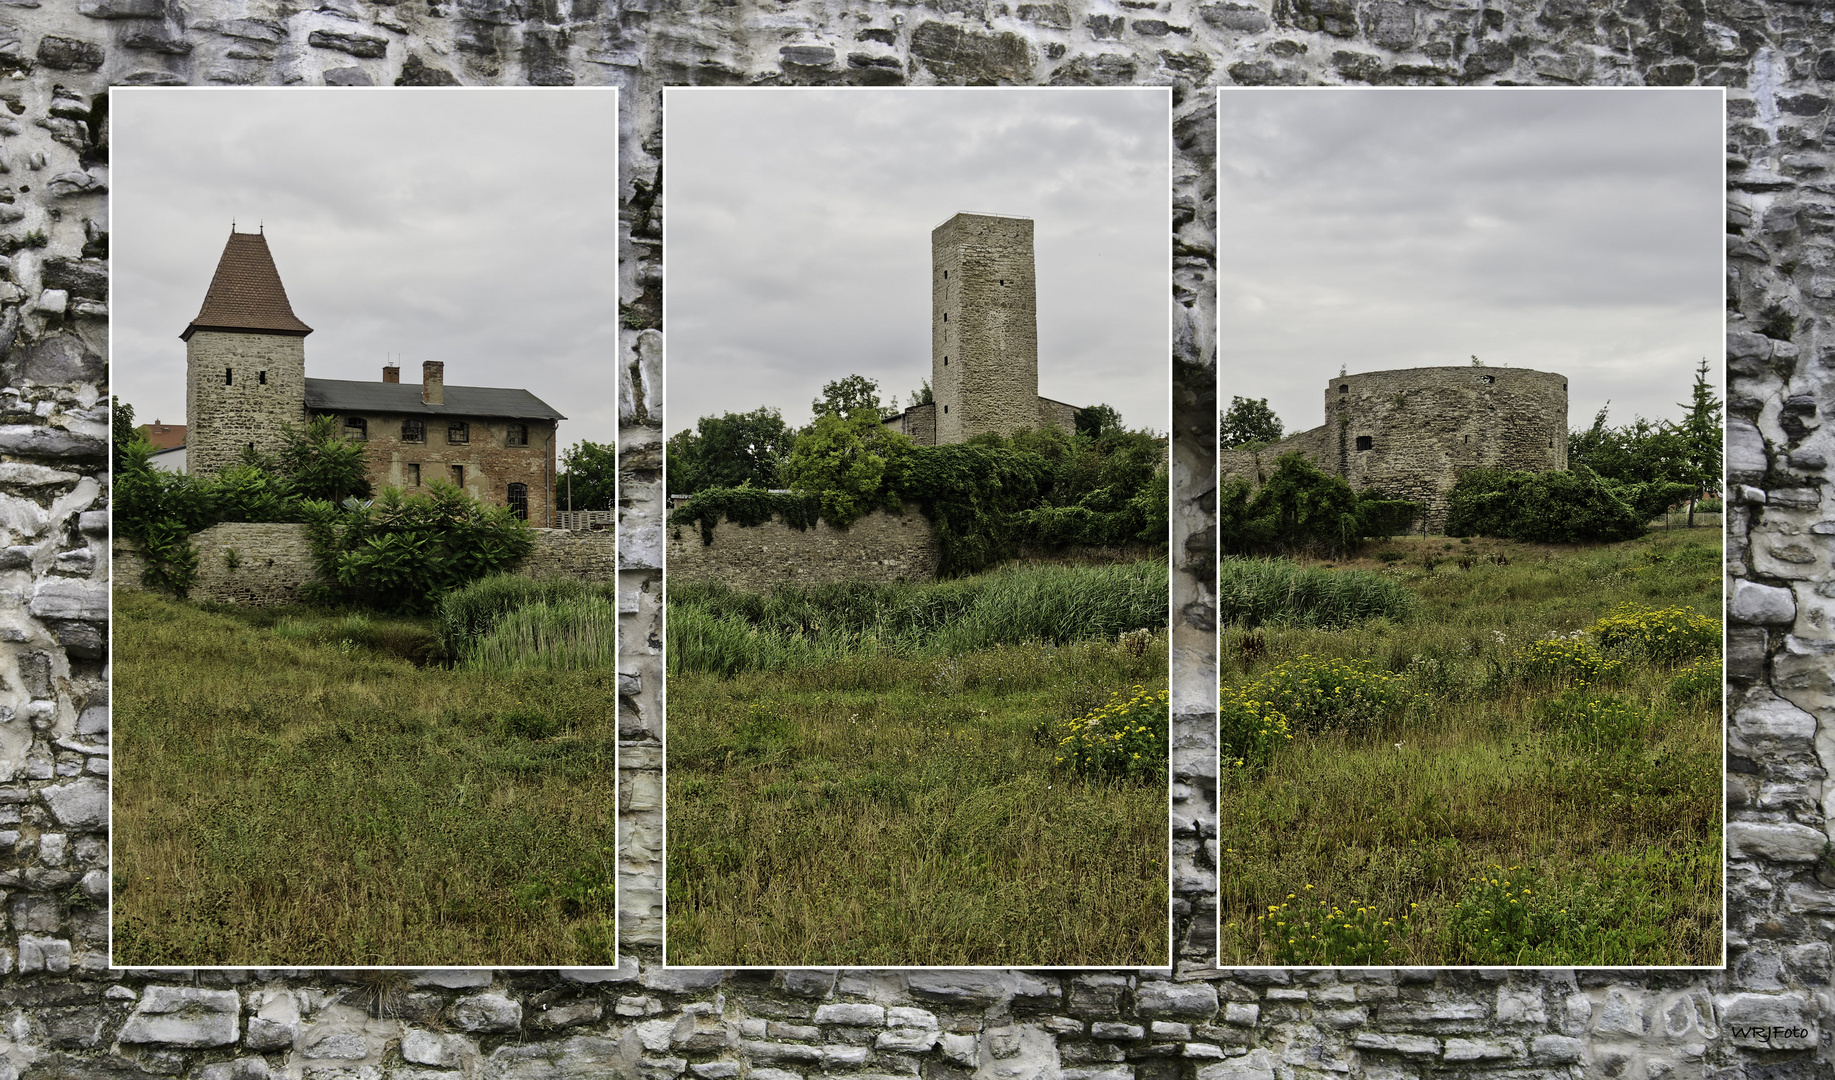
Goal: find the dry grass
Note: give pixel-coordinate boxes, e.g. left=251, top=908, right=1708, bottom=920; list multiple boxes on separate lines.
left=112, top=590, right=616, bottom=966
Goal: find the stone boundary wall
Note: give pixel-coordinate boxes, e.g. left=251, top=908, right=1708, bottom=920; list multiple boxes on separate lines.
left=113, top=526, right=616, bottom=606
left=13, top=1, right=1807, bottom=1079
left=665, top=504, right=943, bottom=591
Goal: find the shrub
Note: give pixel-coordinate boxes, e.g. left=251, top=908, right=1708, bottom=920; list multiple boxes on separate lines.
left=1667, top=657, right=1721, bottom=707
left=1219, top=686, right=1292, bottom=770
left=301, top=482, right=534, bottom=613
left=1260, top=894, right=1409, bottom=966
left=1444, top=466, right=1647, bottom=543
left=462, top=596, right=617, bottom=676
left=1218, top=557, right=1416, bottom=629
left=1049, top=685, right=1168, bottom=781
left=1589, top=604, right=1720, bottom=665
left=1242, top=654, right=1407, bottom=736
left=1221, top=454, right=1419, bottom=557
left=1538, top=688, right=1648, bottom=751
left=1512, top=637, right=1623, bottom=688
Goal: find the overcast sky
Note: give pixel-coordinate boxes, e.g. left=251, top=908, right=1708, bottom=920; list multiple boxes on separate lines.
left=1216, top=88, right=1723, bottom=440
left=664, top=88, right=1171, bottom=438
left=112, top=88, right=619, bottom=450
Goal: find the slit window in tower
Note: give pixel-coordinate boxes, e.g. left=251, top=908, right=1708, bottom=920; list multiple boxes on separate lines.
left=1339, top=384, right=1347, bottom=393
left=258, top=371, right=267, bottom=385
left=225, top=368, right=233, bottom=386
left=1356, top=436, right=1373, bottom=451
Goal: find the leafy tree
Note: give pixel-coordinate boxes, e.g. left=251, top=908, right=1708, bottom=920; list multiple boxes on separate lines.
left=1075, top=403, right=1123, bottom=440
left=1221, top=396, right=1283, bottom=449
left=811, top=374, right=885, bottom=420
left=667, top=408, right=793, bottom=496
left=114, top=435, right=212, bottom=595
left=277, top=416, right=371, bottom=504
left=111, top=396, right=136, bottom=475
left=557, top=439, right=617, bottom=511
left=300, top=482, right=534, bottom=613
left=907, top=379, right=934, bottom=408
left=782, top=410, right=913, bottom=527
left=1219, top=453, right=1419, bottom=557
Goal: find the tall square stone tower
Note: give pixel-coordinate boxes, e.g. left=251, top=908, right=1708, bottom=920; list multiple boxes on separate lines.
left=182, top=231, right=312, bottom=477
left=931, top=213, right=1039, bottom=444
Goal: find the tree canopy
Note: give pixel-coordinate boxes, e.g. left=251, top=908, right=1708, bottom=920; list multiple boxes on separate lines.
left=1221, top=396, right=1284, bottom=449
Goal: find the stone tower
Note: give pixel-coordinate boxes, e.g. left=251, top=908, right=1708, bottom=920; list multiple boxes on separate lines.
left=931, top=212, right=1040, bottom=444
left=182, top=230, right=313, bottom=477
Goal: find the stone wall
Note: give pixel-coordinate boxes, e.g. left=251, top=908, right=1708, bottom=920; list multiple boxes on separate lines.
left=11, top=2, right=1812, bottom=1079
left=184, top=330, right=307, bottom=479
left=326, top=409, right=560, bottom=525
left=1221, top=367, right=1567, bottom=529
left=665, top=504, right=943, bottom=591
left=523, top=528, right=620, bottom=582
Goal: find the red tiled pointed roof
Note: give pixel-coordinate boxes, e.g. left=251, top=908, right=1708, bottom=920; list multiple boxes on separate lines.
left=180, top=231, right=313, bottom=340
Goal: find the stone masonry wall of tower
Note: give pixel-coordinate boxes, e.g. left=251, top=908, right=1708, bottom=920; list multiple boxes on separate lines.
left=183, top=331, right=308, bottom=478
left=932, top=213, right=1039, bottom=443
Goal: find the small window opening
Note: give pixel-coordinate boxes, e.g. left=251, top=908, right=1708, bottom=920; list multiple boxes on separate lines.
left=451, top=464, right=464, bottom=485
left=943, top=313, right=947, bottom=322
left=1355, top=435, right=1373, bottom=451
left=506, top=423, right=527, bottom=447
left=1481, top=374, right=1495, bottom=384
left=448, top=421, right=469, bottom=445
left=225, top=368, right=233, bottom=386
left=247, top=442, right=254, bottom=454
left=1338, top=384, right=1347, bottom=393
left=1463, top=435, right=1469, bottom=445
left=507, top=482, right=529, bottom=521
left=343, top=416, right=367, bottom=441
left=408, top=464, right=421, bottom=487
left=258, top=371, right=267, bottom=385
left=943, top=405, right=948, bottom=414
left=401, top=419, right=425, bottom=443
left=943, top=356, right=949, bottom=366
left=942, top=270, right=948, bottom=279
left=1549, top=438, right=1555, bottom=448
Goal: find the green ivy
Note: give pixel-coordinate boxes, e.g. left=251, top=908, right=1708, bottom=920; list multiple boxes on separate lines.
left=669, top=488, right=821, bottom=546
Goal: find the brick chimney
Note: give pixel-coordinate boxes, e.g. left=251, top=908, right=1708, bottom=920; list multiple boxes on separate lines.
left=422, top=361, right=444, bottom=405
left=383, top=365, right=399, bottom=383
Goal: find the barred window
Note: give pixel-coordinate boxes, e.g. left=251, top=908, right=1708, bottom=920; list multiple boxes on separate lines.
left=506, top=423, right=528, bottom=447
left=343, top=416, right=368, bottom=441
left=448, top=421, right=469, bottom=445
left=507, top=483, right=529, bottom=521
left=401, top=419, right=425, bottom=443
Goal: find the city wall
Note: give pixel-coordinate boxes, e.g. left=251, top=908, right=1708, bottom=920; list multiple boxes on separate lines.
left=665, top=503, right=943, bottom=591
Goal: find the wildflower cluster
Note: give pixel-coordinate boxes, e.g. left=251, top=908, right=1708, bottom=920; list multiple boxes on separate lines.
left=1050, top=685, right=1168, bottom=780
left=1446, top=864, right=1584, bottom=964
left=1667, top=656, right=1722, bottom=707
left=1259, top=890, right=1409, bottom=965
left=1512, top=637, right=1623, bottom=688
left=1219, top=685, right=1293, bottom=770
left=1589, top=603, right=1720, bottom=665
left=1247, top=654, right=1406, bottom=736
left=1539, top=687, right=1648, bottom=750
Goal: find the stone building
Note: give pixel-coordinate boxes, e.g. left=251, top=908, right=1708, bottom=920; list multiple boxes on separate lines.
left=882, top=213, right=1080, bottom=444
left=182, top=230, right=565, bottom=522
left=1221, top=366, right=1568, bottom=530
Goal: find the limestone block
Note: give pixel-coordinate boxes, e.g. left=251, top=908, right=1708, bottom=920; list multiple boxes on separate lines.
left=118, top=986, right=241, bottom=1047
left=1135, top=981, right=1219, bottom=1020
left=453, top=992, right=523, bottom=1033
left=1731, top=579, right=1797, bottom=624
left=1727, top=820, right=1830, bottom=862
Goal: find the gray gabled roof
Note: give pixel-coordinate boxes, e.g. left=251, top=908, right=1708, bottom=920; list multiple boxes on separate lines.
left=303, top=378, right=566, bottom=420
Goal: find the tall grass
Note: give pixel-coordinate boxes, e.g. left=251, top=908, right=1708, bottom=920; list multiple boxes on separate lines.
left=1218, top=556, right=1416, bottom=628
left=669, top=559, right=1167, bottom=676
left=438, top=574, right=617, bottom=659
left=462, top=595, right=617, bottom=675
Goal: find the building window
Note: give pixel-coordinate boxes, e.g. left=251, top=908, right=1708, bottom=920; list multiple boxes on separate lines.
left=451, top=464, right=464, bottom=486
left=343, top=416, right=367, bottom=441
left=225, top=368, right=233, bottom=386
left=1481, top=374, right=1496, bottom=384
left=258, top=371, right=267, bottom=385
left=401, top=419, right=425, bottom=443
left=1338, top=384, right=1347, bottom=393
left=505, top=423, right=528, bottom=447
left=408, top=464, right=421, bottom=486
left=448, top=421, right=469, bottom=444
left=508, top=482, right=528, bottom=521
left=1355, top=436, right=1373, bottom=451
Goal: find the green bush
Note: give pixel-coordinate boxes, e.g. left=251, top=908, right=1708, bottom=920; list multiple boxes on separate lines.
left=1588, top=604, right=1720, bottom=665
left=1444, top=466, right=1648, bottom=543
left=1048, top=685, right=1168, bottom=781
left=1221, top=453, right=1420, bottom=557
left=1219, top=685, right=1292, bottom=770
left=1511, top=637, right=1623, bottom=688
left=1218, top=557, right=1416, bottom=628
left=302, top=482, right=534, bottom=613
left=1237, top=654, right=1407, bottom=737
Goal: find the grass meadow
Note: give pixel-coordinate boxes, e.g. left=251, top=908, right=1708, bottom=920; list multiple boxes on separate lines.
left=666, top=560, right=1170, bottom=966
left=112, top=580, right=617, bottom=967
left=1218, top=531, right=1723, bottom=966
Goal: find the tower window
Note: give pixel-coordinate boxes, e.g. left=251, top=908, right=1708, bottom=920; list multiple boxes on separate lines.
left=401, top=419, right=425, bottom=443
left=1549, top=438, right=1555, bottom=448
left=507, top=482, right=529, bottom=521
left=1339, top=384, right=1347, bottom=393
left=1355, top=436, right=1373, bottom=451
left=408, top=464, right=421, bottom=487
left=1481, top=374, right=1496, bottom=384
left=225, top=368, right=233, bottom=386
left=506, top=423, right=528, bottom=447
left=1463, top=435, right=1469, bottom=445
left=943, top=271, right=947, bottom=279
left=942, top=313, right=947, bottom=322
left=343, top=416, right=367, bottom=441
left=943, top=356, right=949, bottom=366
left=258, top=371, right=267, bottom=385
left=451, top=464, right=464, bottom=485
left=448, top=421, right=469, bottom=445
left=943, top=405, right=948, bottom=414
